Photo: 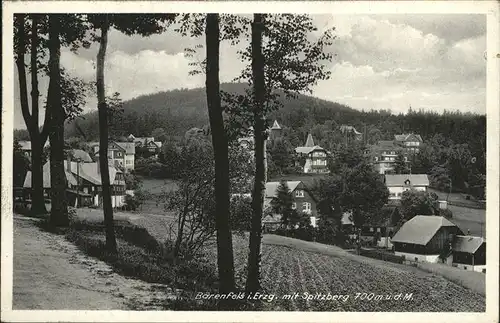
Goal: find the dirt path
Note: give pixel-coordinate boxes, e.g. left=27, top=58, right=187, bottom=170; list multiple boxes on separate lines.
left=13, top=216, right=177, bottom=310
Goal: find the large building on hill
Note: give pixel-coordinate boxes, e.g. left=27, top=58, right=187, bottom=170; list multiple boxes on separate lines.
left=89, top=141, right=136, bottom=171
left=295, top=134, right=330, bottom=174
left=394, top=133, right=423, bottom=154
left=368, top=140, right=404, bottom=174
left=367, top=133, right=423, bottom=174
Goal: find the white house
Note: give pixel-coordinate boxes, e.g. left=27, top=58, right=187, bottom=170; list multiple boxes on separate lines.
left=295, top=134, right=329, bottom=174
left=384, top=174, right=430, bottom=200
left=89, top=141, right=136, bottom=171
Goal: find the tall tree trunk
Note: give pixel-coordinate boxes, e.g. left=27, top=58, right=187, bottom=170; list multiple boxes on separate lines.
left=246, top=13, right=266, bottom=293
left=14, top=14, right=47, bottom=215
left=47, top=14, right=68, bottom=226
left=97, top=16, right=117, bottom=253
left=205, top=13, right=236, bottom=295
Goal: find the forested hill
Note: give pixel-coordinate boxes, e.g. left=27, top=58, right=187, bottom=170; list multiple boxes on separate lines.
left=64, top=83, right=356, bottom=141
left=57, top=82, right=484, bottom=161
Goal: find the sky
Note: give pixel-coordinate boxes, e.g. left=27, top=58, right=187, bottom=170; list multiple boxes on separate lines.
left=13, top=14, right=487, bottom=129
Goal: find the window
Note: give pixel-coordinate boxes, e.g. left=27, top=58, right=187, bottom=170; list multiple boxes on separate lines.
left=391, top=151, right=395, bottom=155
left=302, top=202, right=311, bottom=212
left=295, top=190, right=304, bottom=197
left=292, top=202, right=296, bottom=209
left=374, top=157, right=379, bottom=161
left=116, top=152, right=123, bottom=157
left=404, top=157, right=408, bottom=162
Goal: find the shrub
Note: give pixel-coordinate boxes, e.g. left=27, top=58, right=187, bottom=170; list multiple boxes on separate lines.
left=66, top=219, right=219, bottom=296
left=438, top=208, right=453, bottom=219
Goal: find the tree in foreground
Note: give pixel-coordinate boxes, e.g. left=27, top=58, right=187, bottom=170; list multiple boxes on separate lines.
left=88, top=14, right=176, bottom=251
left=226, top=13, right=335, bottom=293
left=204, top=13, right=236, bottom=296
left=47, top=15, right=70, bottom=226
left=14, top=14, right=49, bottom=215
left=270, top=181, right=297, bottom=229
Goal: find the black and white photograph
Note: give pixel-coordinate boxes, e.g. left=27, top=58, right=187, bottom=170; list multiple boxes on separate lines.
left=1, top=1, right=499, bottom=322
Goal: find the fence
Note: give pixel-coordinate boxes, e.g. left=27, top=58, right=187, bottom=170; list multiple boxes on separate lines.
left=359, top=248, right=405, bottom=264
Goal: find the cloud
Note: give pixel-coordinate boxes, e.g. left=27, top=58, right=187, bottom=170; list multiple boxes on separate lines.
left=13, top=14, right=486, bottom=129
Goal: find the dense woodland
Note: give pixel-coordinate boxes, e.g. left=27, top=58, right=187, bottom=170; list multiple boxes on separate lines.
left=14, top=82, right=485, bottom=154
left=14, top=82, right=487, bottom=198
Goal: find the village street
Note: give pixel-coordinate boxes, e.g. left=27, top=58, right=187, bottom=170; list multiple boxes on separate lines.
left=13, top=216, right=178, bottom=310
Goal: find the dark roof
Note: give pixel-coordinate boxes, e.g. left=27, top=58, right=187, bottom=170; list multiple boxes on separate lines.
left=115, top=142, right=136, bottom=154
left=265, top=181, right=302, bottom=198
left=295, top=145, right=326, bottom=154
left=269, top=174, right=327, bottom=193
left=452, top=235, right=485, bottom=254
left=385, top=174, right=429, bottom=187
left=391, top=215, right=458, bottom=245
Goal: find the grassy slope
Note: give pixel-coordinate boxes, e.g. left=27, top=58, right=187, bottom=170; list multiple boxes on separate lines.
left=75, top=208, right=485, bottom=311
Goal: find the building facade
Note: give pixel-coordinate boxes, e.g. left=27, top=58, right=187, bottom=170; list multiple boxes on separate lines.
left=90, top=141, right=136, bottom=171
left=394, top=133, right=423, bottom=154
left=264, top=180, right=318, bottom=228
left=384, top=174, right=430, bottom=200
left=295, top=134, right=330, bottom=174
left=452, top=236, right=486, bottom=272
left=391, top=215, right=464, bottom=263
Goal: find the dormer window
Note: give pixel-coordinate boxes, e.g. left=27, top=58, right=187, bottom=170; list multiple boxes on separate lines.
left=295, top=190, right=304, bottom=198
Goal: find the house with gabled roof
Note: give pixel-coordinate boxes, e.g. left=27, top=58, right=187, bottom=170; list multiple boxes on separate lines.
left=128, top=134, right=163, bottom=157
left=452, top=235, right=486, bottom=272
left=384, top=174, right=430, bottom=200
left=263, top=180, right=319, bottom=229
left=295, top=134, right=330, bottom=174
left=23, top=160, right=126, bottom=208
left=89, top=141, right=136, bottom=171
left=391, top=215, right=464, bottom=263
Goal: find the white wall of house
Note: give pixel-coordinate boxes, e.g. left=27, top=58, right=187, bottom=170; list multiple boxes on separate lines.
left=303, top=158, right=312, bottom=173
left=124, top=154, right=135, bottom=170
left=111, top=195, right=125, bottom=208
left=453, top=263, right=487, bottom=273
left=377, top=237, right=393, bottom=249
left=395, top=251, right=440, bottom=263
left=376, top=162, right=394, bottom=174
left=310, top=216, right=317, bottom=228
left=388, top=185, right=427, bottom=199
